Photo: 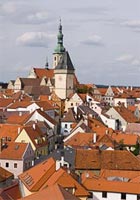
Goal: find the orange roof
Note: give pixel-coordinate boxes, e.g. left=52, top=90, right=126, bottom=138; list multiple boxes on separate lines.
left=64, top=132, right=95, bottom=147
left=0, top=142, right=28, bottom=160
left=6, top=113, right=31, bottom=125
left=18, top=158, right=56, bottom=192
left=18, top=184, right=79, bottom=200
left=34, top=68, right=54, bottom=79
left=8, top=100, right=32, bottom=109
left=111, top=132, right=138, bottom=146
left=0, top=99, right=13, bottom=108
left=0, top=124, right=23, bottom=141
left=75, top=149, right=140, bottom=170
left=114, top=106, right=138, bottom=123
left=83, top=176, right=140, bottom=194
left=100, top=169, right=140, bottom=180
left=45, top=168, right=89, bottom=197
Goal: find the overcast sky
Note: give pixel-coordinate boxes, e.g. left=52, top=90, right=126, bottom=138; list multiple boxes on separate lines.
left=0, top=0, right=140, bottom=86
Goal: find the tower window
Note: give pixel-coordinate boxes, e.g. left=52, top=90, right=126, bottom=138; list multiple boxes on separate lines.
left=54, top=56, right=56, bottom=61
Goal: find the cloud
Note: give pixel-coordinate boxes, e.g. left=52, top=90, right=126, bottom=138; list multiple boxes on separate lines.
left=121, top=20, right=140, bottom=32
left=122, top=20, right=140, bottom=28
left=116, top=54, right=134, bottom=62
left=116, top=54, right=140, bottom=66
left=82, top=34, right=103, bottom=46
left=16, top=32, right=55, bottom=48
left=26, top=11, right=49, bottom=24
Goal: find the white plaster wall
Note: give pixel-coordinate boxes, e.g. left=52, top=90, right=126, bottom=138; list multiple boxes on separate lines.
left=92, top=191, right=137, bottom=200
left=100, top=114, right=116, bottom=130
left=0, top=159, right=23, bottom=178
left=106, top=108, right=127, bottom=131
left=61, top=122, right=72, bottom=136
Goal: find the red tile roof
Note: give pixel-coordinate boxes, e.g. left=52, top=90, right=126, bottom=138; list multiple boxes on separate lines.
left=18, top=184, right=80, bottom=200
left=34, top=68, right=54, bottom=79
left=75, top=149, right=140, bottom=170
left=83, top=176, right=140, bottom=194
left=0, top=142, right=28, bottom=160
left=0, top=124, right=23, bottom=141
left=18, top=157, right=56, bottom=192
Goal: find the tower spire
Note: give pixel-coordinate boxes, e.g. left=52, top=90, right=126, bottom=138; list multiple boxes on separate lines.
left=54, top=19, right=65, bottom=54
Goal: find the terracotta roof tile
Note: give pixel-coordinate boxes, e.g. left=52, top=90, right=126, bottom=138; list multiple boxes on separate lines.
left=18, top=184, right=80, bottom=200
left=0, top=142, right=28, bottom=160
left=18, top=157, right=56, bottom=192
left=45, top=168, right=89, bottom=197
left=34, top=68, right=54, bottom=79
left=114, top=106, right=138, bottom=123
left=83, top=176, right=140, bottom=194
left=75, top=149, right=140, bottom=170
left=0, top=124, right=23, bottom=141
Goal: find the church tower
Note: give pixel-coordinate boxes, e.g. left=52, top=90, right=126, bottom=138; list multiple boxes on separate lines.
left=53, top=20, right=65, bottom=68
left=54, top=21, right=75, bottom=100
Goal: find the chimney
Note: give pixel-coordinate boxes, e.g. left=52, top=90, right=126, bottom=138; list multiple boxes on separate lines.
left=19, top=112, right=22, bottom=116
left=18, top=127, right=21, bottom=134
left=33, top=124, right=36, bottom=130
left=93, top=132, right=97, bottom=143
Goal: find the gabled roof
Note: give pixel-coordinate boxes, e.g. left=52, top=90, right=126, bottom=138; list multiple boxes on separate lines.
left=83, top=175, right=140, bottom=194
left=19, top=78, right=42, bottom=87
left=0, top=167, right=13, bottom=182
left=44, top=168, right=89, bottom=197
left=33, top=68, right=54, bottom=79
left=75, top=149, right=140, bottom=170
left=18, top=157, right=56, bottom=191
left=8, top=100, right=32, bottom=109
left=55, top=51, right=75, bottom=70
left=114, top=106, right=138, bottom=123
left=0, top=99, right=13, bottom=109
left=0, top=182, right=21, bottom=200
left=62, top=108, right=77, bottom=123
left=6, top=112, right=31, bottom=125
left=64, top=132, right=95, bottom=147
left=21, top=125, right=48, bottom=148
left=0, top=124, right=23, bottom=141
left=18, top=184, right=80, bottom=200
left=0, top=142, right=28, bottom=160
left=35, top=109, right=57, bottom=125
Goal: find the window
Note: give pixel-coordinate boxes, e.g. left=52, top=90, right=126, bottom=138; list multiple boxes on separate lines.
left=14, top=163, right=17, bottom=168
left=102, top=192, right=107, bottom=198
left=65, top=124, right=67, bottom=128
left=121, top=193, right=126, bottom=200
left=5, top=162, right=9, bottom=168
left=71, top=103, right=73, bottom=106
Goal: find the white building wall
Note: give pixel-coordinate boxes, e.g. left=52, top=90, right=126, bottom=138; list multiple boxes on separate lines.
left=0, top=159, right=23, bottom=178
left=100, top=114, right=116, bottom=130
left=61, top=122, right=72, bottom=136
left=92, top=191, right=137, bottom=200
left=106, top=108, right=127, bottom=131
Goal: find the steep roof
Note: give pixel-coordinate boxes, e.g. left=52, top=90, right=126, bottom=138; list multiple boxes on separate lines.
left=75, top=149, right=140, bottom=170
left=0, top=124, right=23, bottom=141
left=33, top=68, right=54, bottom=79
left=62, top=108, right=77, bottom=123
left=45, top=168, right=89, bottom=197
left=18, top=157, right=56, bottom=192
left=0, top=182, right=21, bottom=200
left=55, top=51, right=75, bottom=70
left=18, top=184, right=80, bottom=200
left=114, top=106, right=138, bottom=123
left=0, top=142, right=28, bottom=160
left=0, top=167, right=13, bottom=182
left=83, top=176, right=140, bottom=194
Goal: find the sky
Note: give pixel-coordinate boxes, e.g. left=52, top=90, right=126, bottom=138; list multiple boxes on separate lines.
left=0, top=0, right=140, bottom=86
